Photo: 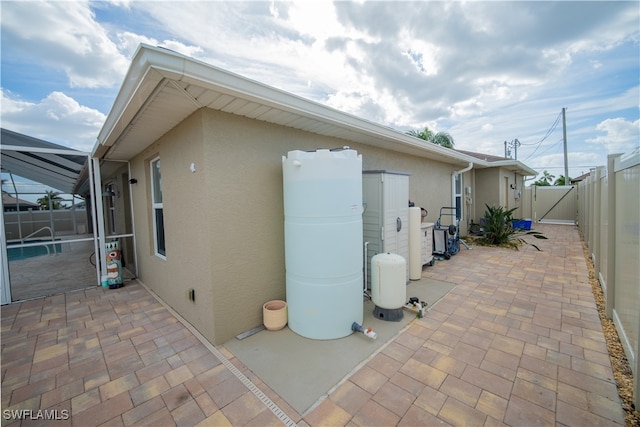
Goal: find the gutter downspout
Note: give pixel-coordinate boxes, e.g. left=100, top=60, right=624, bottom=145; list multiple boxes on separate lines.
left=452, top=162, right=473, bottom=196
left=454, top=162, right=473, bottom=177
left=452, top=162, right=473, bottom=224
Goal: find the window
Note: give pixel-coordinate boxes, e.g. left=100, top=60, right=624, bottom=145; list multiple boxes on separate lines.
left=150, top=157, right=166, bottom=258
left=454, top=173, right=463, bottom=221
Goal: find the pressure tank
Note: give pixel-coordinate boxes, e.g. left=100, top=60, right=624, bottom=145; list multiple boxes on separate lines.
left=282, top=148, right=363, bottom=339
left=371, top=252, right=406, bottom=309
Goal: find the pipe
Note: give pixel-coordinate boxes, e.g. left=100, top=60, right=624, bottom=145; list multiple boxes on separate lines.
left=454, top=162, right=473, bottom=176
left=452, top=162, right=473, bottom=223
left=351, top=322, right=377, bottom=339
left=363, top=241, right=369, bottom=295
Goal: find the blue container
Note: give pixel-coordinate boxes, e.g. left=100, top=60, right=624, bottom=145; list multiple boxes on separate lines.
left=512, top=219, right=532, bottom=230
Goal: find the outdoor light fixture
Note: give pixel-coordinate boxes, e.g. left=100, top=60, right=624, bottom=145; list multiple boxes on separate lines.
left=103, top=183, right=120, bottom=198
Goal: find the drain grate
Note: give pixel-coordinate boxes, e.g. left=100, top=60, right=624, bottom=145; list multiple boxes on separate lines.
left=206, top=343, right=298, bottom=427
left=143, top=283, right=297, bottom=427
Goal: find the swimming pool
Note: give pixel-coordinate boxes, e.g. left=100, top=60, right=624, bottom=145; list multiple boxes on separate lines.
left=7, top=241, right=63, bottom=262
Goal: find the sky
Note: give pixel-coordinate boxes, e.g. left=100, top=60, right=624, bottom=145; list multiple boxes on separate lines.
left=1, top=0, right=639, bottom=197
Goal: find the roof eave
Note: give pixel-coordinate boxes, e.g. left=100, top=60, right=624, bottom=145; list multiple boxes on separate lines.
left=94, top=45, right=490, bottom=169
left=485, top=160, right=538, bottom=176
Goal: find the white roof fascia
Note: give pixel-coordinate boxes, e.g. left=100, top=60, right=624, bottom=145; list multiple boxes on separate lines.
left=485, top=160, right=538, bottom=176
left=95, top=44, right=494, bottom=169
left=94, top=47, right=167, bottom=154
left=168, top=46, right=469, bottom=164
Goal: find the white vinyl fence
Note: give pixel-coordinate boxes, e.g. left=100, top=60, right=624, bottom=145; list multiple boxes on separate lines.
left=522, top=185, right=577, bottom=224
left=578, top=149, right=640, bottom=410
left=4, top=209, right=89, bottom=241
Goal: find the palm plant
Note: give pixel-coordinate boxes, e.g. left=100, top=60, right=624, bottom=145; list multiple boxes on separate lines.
left=407, top=127, right=455, bottom=148
left=37, top=191, right=64, bottom=210
left=534, top=170, right=555, bottom=186
left=477, top=204, right=547, bottom=250
left=554, top=175, right=571, bottom=185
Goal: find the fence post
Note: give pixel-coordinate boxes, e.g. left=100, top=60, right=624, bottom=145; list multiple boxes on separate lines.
left=588, top=169, right=596, bottom=260
left=592, top=167, right=602, bottom=273
left=605, top=158, right=619, bottom=320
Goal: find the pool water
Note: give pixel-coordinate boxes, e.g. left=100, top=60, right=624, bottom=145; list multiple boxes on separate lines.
left=8, top=242, right=63, bottom=262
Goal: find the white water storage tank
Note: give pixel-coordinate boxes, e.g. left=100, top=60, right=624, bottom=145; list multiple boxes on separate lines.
left=283, top=148, right=363, bottom=339
left=371, top=253, right=406, bottom=309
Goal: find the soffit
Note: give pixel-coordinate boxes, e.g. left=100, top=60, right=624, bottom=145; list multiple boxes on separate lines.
left=96, top=45, right=478, bottom=168
left=103, top=77, right=472, bottom=166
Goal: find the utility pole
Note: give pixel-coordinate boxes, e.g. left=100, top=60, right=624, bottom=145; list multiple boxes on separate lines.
left=562, top=107, right=569, bottom=181
left=504, top=139, right=520, bottom=160
left=513, top=138, right=520, bottom=160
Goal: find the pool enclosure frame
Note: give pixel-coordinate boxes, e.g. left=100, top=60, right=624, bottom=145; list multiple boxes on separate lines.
left=1, top=132, right=137, bottom=304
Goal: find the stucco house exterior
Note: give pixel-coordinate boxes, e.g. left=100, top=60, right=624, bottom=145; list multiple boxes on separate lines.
left=94, top=44, right=536, bottom=345
left=457, top=149, right=531, bottom=222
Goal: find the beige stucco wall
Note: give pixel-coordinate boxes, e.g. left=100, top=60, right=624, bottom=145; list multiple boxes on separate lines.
left=128, top=111, right=216, bottom=341
left=475, top=168, right=500, bottom=216
left=474, top=167, right=527, bottom=223
left=127, top=107, right=473, bottom=345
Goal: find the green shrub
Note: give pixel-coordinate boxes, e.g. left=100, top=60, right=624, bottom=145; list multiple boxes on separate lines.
left=478, top=204, right=547, bottom=250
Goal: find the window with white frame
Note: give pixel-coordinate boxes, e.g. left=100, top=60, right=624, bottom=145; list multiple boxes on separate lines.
left=454, top=173, right=463, bottom=221
left=150, top=157, right=166, bottom=258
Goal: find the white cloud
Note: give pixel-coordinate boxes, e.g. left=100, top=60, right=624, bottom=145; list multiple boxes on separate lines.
left=586, top=118, right=640, bottom=154
left=115, top=31, right=204, bottom=60
left=1, top=90, right=105, bottom=151
left=1, top=1, right=130, bottom=88
left=115, top=31, right=159, bottom=59
left=0, top=0, right=637, bottom=175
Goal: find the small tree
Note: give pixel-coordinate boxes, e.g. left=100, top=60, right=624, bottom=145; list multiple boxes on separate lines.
left=37, top=191, right=65, bottom=210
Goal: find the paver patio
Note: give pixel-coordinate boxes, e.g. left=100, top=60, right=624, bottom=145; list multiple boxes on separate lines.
left=1, top=224, right=626, bottom=426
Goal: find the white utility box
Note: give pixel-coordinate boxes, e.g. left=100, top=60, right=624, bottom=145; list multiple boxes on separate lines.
left=421, top=222, right=435, bottom=266
left=363, top=170, right=410, bottom=288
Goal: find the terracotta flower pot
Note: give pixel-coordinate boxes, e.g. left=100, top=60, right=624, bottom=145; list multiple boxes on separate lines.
left=263, top=300, right=288, bottom=331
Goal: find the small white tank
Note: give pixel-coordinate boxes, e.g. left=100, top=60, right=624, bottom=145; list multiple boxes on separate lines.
left=371, top=253, right=406, bottom=309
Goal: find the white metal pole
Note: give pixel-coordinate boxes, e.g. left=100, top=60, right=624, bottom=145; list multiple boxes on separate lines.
left=8, top=173, right=23, bottom=240
left=562, top=107, right=569, bottom=180
left=90, top=158, right=108, bottom=286
left=127, top=161, right=139, bottom=278
left=0, top=190, right=12, bottom=304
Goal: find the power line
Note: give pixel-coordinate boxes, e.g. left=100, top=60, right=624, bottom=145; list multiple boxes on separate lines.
left=521, top=110, right=562, bottom=147
left=521, top=110, right=563, bottom=163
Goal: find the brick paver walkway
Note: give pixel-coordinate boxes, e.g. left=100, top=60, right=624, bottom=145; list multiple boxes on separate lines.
left=1, top=224, right=626, bottom=426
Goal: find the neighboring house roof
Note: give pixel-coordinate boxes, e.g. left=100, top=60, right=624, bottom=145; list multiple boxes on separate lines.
left=455, top=149, right=537, bottom=175
left=571, top=172, right=590, bottom=183
left=455, top=149, right=508, bottom=162
left=94, top=44, right=536, bottom=176
left=1, top=128, right=89, bottom=194
left=2, top=193, right=38, bottom=209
